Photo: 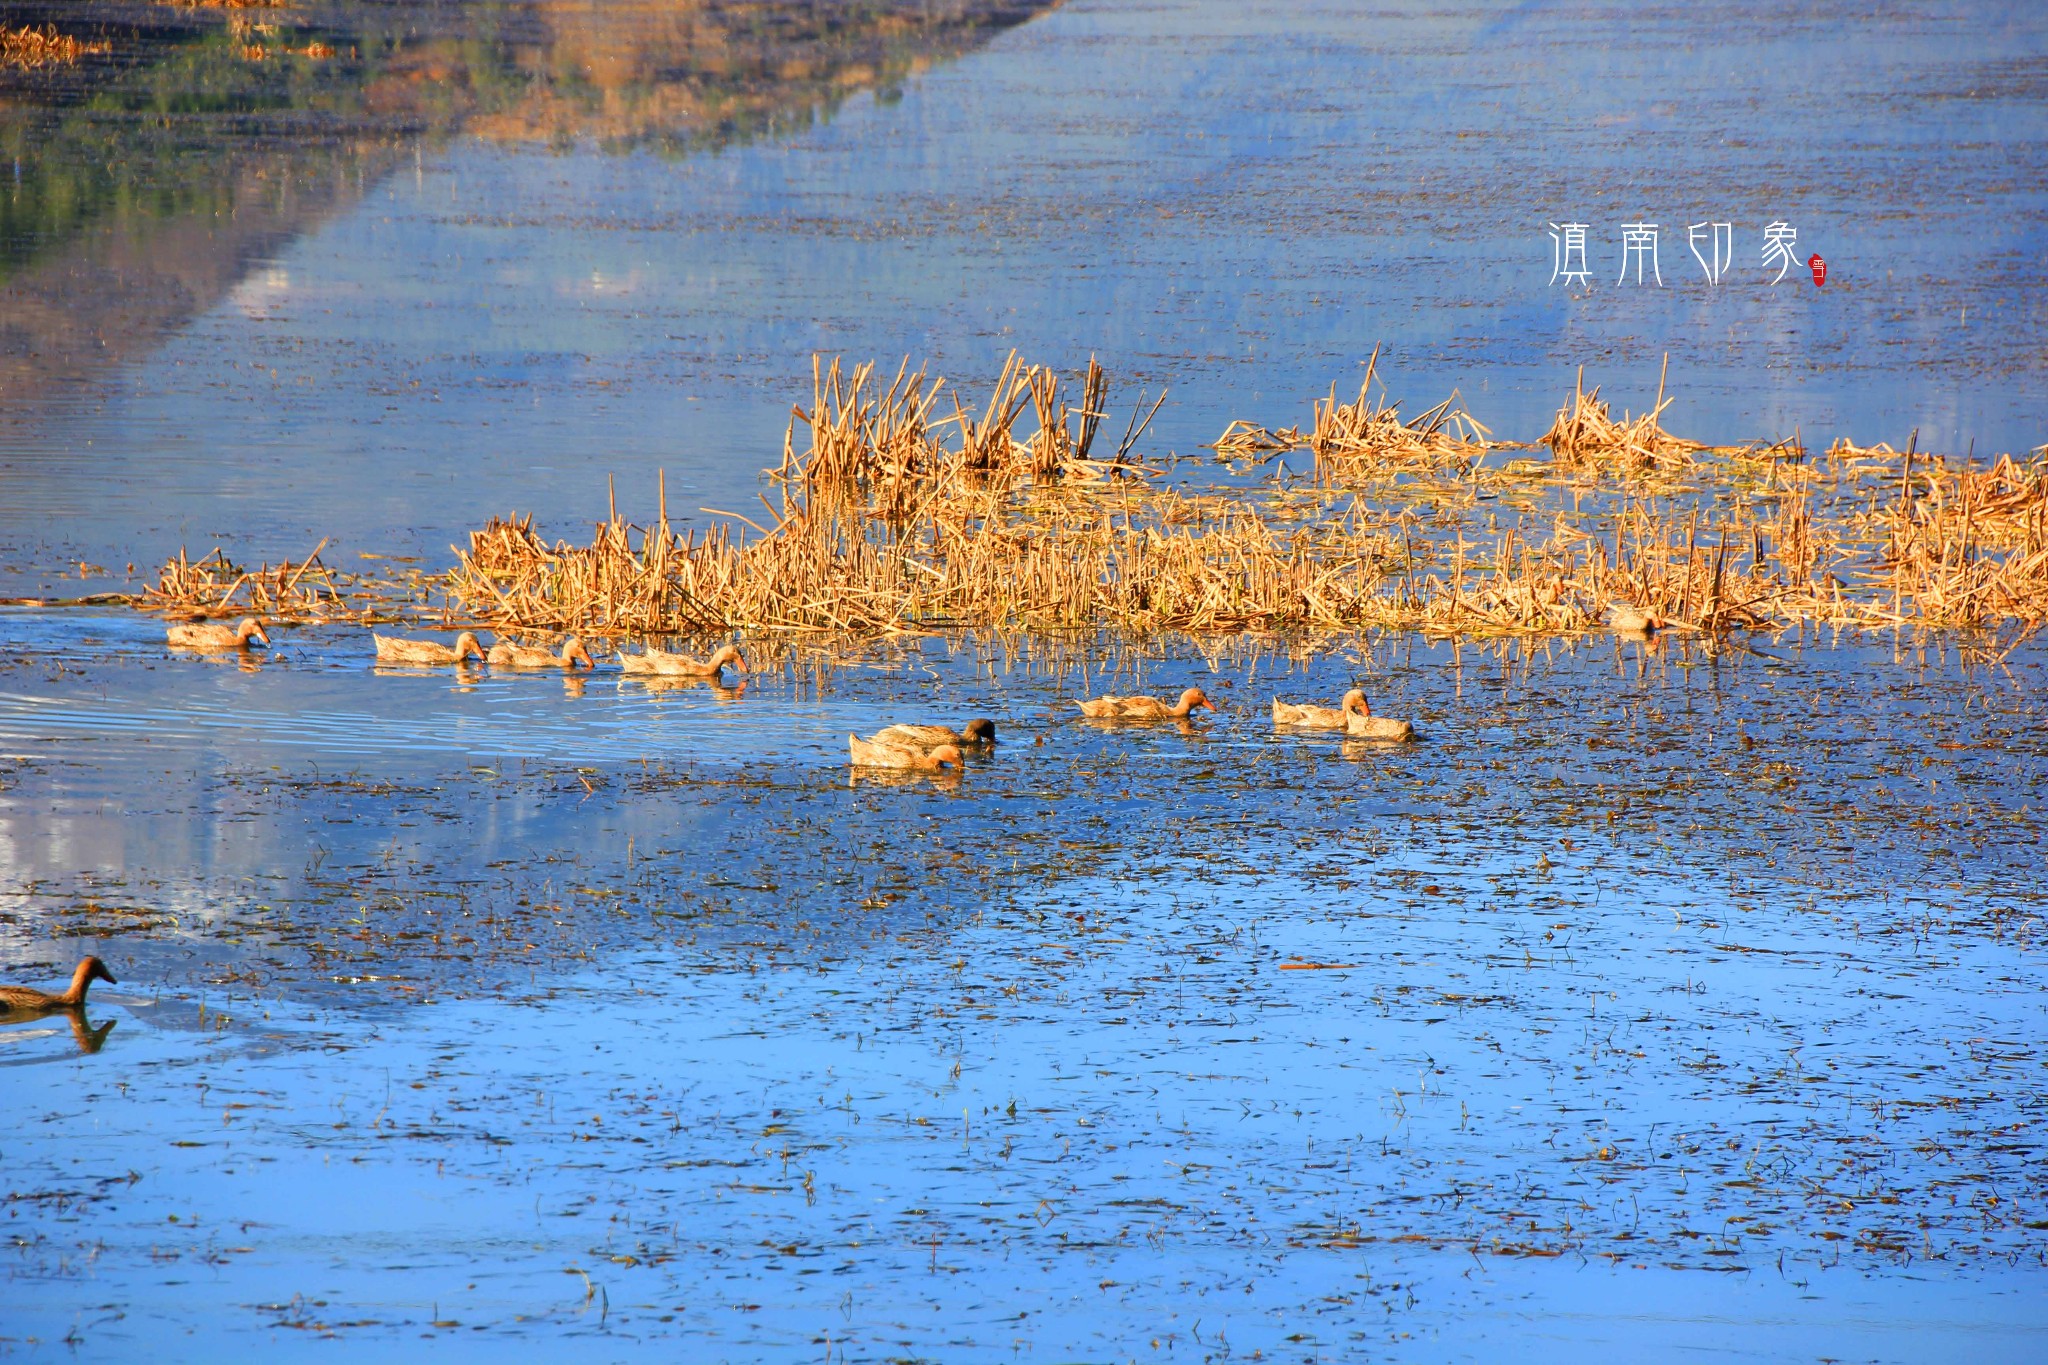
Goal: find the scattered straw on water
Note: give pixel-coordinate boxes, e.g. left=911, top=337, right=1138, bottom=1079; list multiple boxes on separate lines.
left=1, top=24, right=111, bottom=69
left=118, top=354, right=2047, bottom=641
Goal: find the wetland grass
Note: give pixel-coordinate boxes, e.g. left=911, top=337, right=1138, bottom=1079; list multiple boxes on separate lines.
left=130, top=354, right=2047, bottom=641
left=146, top=540, right=339, bottom=621
left=0, top=24, right=110, bottom=70
left=1540, top=360, right=1707, bottom=473
left=1209, top=345, right=1490, bottom=479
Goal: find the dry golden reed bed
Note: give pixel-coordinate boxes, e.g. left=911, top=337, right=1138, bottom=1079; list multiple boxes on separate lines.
left=423, top=354, right=2048, bottom=640
left=1, top=24, right=111, bottom=70
left=144, top=353, right=2047, bottom=641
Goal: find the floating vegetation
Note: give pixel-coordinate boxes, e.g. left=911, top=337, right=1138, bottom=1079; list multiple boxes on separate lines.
left=103, top=357, right=2045, bottom=641
left=430, top=354, right=2047, bottom=639
left=1208, top=346, right=1489, bottom=479
left=0, top=23, right=111, bottom=70
left=1540, top=360, right=1708, bottom=472
left=145, top=540, right=341, bottom=620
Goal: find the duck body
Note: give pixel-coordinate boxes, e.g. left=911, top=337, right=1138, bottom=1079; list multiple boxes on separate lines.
left=1346, top=709, right=1416, bottom=742
left=848, top=734, right=963, bottom=770
left=374, top=631, right=485, bottom=665
left=488, top=635, right=593, bottom=669
left=1272, top=689, right=1367, bottom=729
left=868, top=719, right=997, bottom=751
left=0, top=956, right=116, bottom=1013
left=167, top=617, right=269, bottom=650
left=1074, top=687, right=1217, bottom=720
left=620, top=642, right=747, bottom=677
left=1605, top=602, right=1663, bottom=634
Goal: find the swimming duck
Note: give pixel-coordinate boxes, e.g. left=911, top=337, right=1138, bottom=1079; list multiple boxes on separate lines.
left=488, top=635, right=594, bottom=669
left=848, top=734, right=964, bottom=770
left=1074, top=688, right=1217, bottom=720
left=868, top=718, right=997, bottom=750
left=1605, top=602, right=1663, bottom=634
left=1272, top=689, right=1367, bottom=729
left=1346, top=697, right=1416, bottom=742
left=373, top=631, right=485, bottom=665
left=0, top=956, right=116, bottom=1013
left=167, top=617, right=269, bottom=650
left=619, top=642, right=747, bottom=678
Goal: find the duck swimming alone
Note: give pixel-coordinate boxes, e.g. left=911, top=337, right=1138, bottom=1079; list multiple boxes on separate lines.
left=1074, top=688, right=1217, bottom=720
left=848, top=735, right=964, bottom=770
left=1272, top=688, right=1367, bottom=729
left=373, top=631, right=485, bottom=665
left=488, top=635, right=594, bottom=669
left=1605, top=602, right=1664, bottom=634
left=867, top=718, right=997, bottom=750
left=619, top=642, right=747, bottom=678
left=167, top=617, right=269, bottom=650
left=0, top=956, right=116, bottom=1013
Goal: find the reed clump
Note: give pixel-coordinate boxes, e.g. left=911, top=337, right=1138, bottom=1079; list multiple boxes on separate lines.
left=1307, top=349, right=1490, bottom=480
left=1864, top=451, right=2048, bottom=626
left=1, top=24, right=110, bottom=69
left=146, top=541, right=338, bottom=619
left=425, top=352, right=2048, bottom=639
left=1541, top=362, right=1706, bottom=473
left=1208, top=347, right=1489, bottom=480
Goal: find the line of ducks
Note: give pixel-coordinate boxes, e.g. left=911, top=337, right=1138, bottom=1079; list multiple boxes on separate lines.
left=162, top=618, right=1416, bottom=770
left=166, top=594, right=1672, bottom=667
left=167, top=617, right=747, bottom=678
left=845, top=685, right=1412, bottom=771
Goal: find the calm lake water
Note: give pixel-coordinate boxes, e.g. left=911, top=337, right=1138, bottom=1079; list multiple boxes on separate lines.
left=3, top=0, right=2045, bottom=592
left=2, top=1, right=2046, bottom=1360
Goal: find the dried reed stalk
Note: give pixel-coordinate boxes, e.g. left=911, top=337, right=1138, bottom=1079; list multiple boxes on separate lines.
left=1541, top=360, right=1706, bottom=472
left=145, top=540, right=338, bottom=618
left=426, top=353, right=2048, bottom=639
left=1, top=24, right=110, bottom=68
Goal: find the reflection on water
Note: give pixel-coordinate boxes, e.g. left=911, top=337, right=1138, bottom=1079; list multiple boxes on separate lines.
left=0, top=0, right=1055, bottom=405
left=3, top=1, right=2045, bottom=599
left=0, top=614, right=2044, bottom=1354
left=0, top=1006, right=114, bottom=1055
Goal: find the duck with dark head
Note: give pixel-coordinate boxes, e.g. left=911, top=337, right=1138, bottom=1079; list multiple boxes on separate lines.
left=0, top=956, right=117, bottom=1015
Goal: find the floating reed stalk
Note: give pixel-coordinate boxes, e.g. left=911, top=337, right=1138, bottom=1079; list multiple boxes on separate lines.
left=1, top=24, right=110, bottom=68
left=383, top=354, right=2048, bottom=638
left=1541, top=358, right=1707, bottom=472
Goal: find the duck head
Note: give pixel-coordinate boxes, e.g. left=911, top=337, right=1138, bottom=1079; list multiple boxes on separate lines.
left=1341, top=688, right=1370, bottom=717
left=79, top=956, right=117, bottom=989
left=455, top=631, right=486, bottom=661
left=1178, top=688, right=1218, bottom=715
left=562, top=636, right=595, bottom=668
left=711, top=643, right=749, bottom=672
left=928, top=744, right=963, bottom=770
left=237, top=618, right=271, bottom=646
left=962, top=718, right=998, bottom=744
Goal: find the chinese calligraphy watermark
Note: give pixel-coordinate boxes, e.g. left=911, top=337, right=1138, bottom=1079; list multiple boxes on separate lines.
left=1687, top=222, right=1732, bottom=285
left=1544, top=221, right=1819, bottom=287
left=1548, top=222, right=1591, bottom=289
left=1616, top=223, right=1662, bottom=286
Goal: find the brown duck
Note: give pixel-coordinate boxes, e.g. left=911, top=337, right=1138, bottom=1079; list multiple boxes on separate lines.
left=1074, top=688, right=1217, bottom=720
left=0, top=956, right=116, bottom=1013
left=1272, top=689, right=1367, bottom=729
left=1346, top=697, right=1416, bottom=742
left=868, top=719, right=997, bottom=750
left=619, top=642, right=747, bottom=678
left=847, top=735, right=964, bottom=770
left=1605, top=602, right=1664, bottom=634
left=488, top=635, right=594, bottom=669
left=167, top=617, right=269, bottom=650
left=373, top=631, right=485, bottom=665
